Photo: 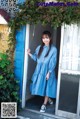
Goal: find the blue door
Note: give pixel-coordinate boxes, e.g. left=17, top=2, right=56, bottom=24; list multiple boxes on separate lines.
left=14, top=0, right=26, bottom=107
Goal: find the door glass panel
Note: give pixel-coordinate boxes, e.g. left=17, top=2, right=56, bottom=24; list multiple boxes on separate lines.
left=58, top=73, right=79, bottom=113
left=61, top=24, right=80, bottom=71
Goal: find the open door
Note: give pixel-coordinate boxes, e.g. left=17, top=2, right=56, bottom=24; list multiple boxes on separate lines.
left=55, top=24, right=80, bottom=119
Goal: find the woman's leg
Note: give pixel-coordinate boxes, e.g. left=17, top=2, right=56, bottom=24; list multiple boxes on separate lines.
left=48, top=98, right=53, bottom=104
left=43, top=96, right=49, bottom=105
left=40, top=96, right=49, bottom=112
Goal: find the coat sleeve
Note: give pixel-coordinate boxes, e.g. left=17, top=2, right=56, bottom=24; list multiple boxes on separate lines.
left=48, top=47, right=57, bottom=73
left=30, top=45, right=40, bottom=62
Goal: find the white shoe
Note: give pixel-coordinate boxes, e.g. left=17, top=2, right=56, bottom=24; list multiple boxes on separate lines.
left=40, top=104, right=46, bottom=112
left=48, top=98, right=53, bottom=105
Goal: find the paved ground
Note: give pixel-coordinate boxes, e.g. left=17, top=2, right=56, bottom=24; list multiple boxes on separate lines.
left=26, top=96, right=55, bottom=115
left=17, top=108, right=65, bottom=119
left=0, top=107, right=67, bottom=119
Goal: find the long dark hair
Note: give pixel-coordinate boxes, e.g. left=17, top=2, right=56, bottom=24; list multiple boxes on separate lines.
left=38, top=31, right=52, bottom=58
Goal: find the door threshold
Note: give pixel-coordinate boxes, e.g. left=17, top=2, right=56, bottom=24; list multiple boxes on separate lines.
left=25, top=108, right=67, bottom=119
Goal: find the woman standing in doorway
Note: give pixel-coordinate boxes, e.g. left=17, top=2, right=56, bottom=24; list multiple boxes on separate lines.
left=27, top=31, right=57, bottom=113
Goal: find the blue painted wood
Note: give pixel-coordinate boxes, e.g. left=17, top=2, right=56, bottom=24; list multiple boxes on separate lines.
left=17, top=0, right=25, bottom=4
left=14, top=25, right=26, bottom=106
left=14, top=0, right=26, bottom=107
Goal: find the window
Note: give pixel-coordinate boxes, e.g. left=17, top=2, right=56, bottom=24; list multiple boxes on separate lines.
left=61, top=24, right=80, bottom=71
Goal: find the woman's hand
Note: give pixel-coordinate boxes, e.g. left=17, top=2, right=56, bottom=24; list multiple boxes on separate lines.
left=27, top=48, right=31, bottom=55
left=46, top=72, right=50, bottom=80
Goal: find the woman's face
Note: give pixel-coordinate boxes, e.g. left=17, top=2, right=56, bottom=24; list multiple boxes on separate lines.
left=42, top=34, right=50, bottom=46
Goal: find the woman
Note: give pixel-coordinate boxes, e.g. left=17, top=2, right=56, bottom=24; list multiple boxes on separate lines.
left=27, top=30, right=57, bottom=112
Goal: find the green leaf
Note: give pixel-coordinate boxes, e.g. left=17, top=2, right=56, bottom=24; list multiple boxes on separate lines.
left=0, top=75, right=3, bottom=79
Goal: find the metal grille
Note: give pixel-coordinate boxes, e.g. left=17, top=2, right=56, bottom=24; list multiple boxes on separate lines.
left=0, top=0, right=18, bottom=17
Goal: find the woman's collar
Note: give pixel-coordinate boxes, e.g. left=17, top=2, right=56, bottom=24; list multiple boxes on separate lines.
left=43, top=45, right=49, bottom=47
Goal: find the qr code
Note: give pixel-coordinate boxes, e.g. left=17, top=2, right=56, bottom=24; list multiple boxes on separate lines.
left=1, top=102, right=17, bottom=118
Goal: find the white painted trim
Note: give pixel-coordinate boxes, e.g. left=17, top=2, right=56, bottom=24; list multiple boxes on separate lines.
left=22, top=24, right=30, bottom=108
left=55, top=23, right=64, bottom=115
left=0, top=15, right=8, bottom=24
left=60, top=70, right=80, bottom=75
left=77, top=78, right=80, bottom=118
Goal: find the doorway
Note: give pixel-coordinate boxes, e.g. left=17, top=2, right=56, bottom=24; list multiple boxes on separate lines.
left=24, top=23, right=61, bottom=115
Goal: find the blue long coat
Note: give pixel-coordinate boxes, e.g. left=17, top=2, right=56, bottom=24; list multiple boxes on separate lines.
left=30, top=44, right=57, bottom=98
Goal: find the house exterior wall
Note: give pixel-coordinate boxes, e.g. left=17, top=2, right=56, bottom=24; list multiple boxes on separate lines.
left=0, top=24, right=9, bottom=53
